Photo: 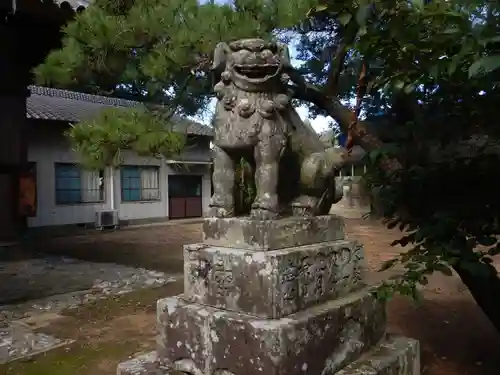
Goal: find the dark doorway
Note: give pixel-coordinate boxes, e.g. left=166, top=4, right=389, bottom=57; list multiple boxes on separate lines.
left=168, top=175, right=203, bottom=219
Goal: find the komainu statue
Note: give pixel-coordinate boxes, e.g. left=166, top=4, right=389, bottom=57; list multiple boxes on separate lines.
left=210, top=38, right=347, bottom=220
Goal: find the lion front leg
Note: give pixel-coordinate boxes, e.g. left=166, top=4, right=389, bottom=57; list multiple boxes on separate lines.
left=251, top=136, right=284, bottom=220
left=209, top=145, right=235, bottom=217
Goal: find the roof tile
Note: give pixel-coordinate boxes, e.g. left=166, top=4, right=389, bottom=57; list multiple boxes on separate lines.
left=27, top=85, right=213, bottom=137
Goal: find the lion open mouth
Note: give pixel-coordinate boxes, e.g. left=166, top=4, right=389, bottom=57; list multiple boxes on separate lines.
left=234, top=64, right=280, bottom=80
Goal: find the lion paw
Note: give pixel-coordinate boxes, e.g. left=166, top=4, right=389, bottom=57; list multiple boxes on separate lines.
left=250, top=208, right=278, bottom=220
left=291, top=195, right=317, bottom=217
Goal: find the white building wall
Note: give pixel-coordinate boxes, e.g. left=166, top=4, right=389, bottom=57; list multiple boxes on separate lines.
left=26, top=124, right=211, bottom=228
left=111, top=150, right=166, bottom=222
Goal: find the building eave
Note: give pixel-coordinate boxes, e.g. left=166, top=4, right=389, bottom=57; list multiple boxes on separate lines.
left=27, top=85, right=214, bottom=137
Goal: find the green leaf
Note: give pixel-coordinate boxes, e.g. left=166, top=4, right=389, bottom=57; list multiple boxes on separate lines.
left=411, top=0, right=424, bottom=10
left=443, top=27, right=460, bottom=34
left=468, top=55, right=500, bottom=78
left=479, top=35, right=500, bottom=46
left=393, top=80, right=405, bottom=90
left=314, top=4, right=329, bottom=12
left=430, top=65, right=439, bottom=78
left=355, top=5, right=371, bottom=26
left=447, top=54, right=461, bottom=76
left=357, top=26, right=368, bottom=37
left=404, top=84, right=415, bottom=94
left=338, top=13, right=352, bottom=26
left=307, top=4, right=329, bottom=17
left=373, top=283, right=395, bottom=302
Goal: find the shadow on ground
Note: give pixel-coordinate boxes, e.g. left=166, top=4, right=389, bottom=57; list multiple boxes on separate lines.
left=0, top=224, right=192, bottom=306
left=12, top=223, right=202, bottom=273
left=388, top=295, right=500, bottom=375
left=0, top=219, right=499, bottom=375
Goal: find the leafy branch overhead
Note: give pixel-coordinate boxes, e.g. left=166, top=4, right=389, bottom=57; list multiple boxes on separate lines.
left=301, top=0, right=500, bottom=329
left=36, top=0, right=500, bottom=164
left=67, top=107, right=186, bottom=169
left=37, top=0, right=500, bottom=332
left=35, top=0, right=319, bottom=168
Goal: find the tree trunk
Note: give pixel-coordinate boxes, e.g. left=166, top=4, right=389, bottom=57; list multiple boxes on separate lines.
left=289, top=76, right=403, bottom=172
left=453, top=261, right=500, bottom=333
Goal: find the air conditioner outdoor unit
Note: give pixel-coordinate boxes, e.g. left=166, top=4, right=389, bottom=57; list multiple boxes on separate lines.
left=95, top=210, right=119, bottom=230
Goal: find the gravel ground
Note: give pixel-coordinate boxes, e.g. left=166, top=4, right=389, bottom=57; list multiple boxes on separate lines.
left=0, top=255, right=181, bottom=364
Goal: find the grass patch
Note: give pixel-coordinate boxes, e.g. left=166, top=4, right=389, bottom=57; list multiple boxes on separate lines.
left=0, top=340, right=150, bottom=375
left=0, top=282, right=183, bottom=375
left=61, top=280, right=182, bottom=320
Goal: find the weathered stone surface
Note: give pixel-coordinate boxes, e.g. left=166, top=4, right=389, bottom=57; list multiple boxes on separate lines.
left=183, top=240, right=365, bottom=318
left=0, top=341, right=8, bottom=364
left=157, top=287, right=386, bottom=375
left=0, top=322, right=74, bottom=365
left=209, top=38, right=347, bottom=220
left=117, top=351, right=167, bottom=375
left=202, top=215, right=344, bottom=251
left=329, top=178, right=371, bottom=219
left=335, top=335, right=420, bottom=375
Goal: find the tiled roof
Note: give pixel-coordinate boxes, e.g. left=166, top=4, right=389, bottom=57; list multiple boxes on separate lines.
left=27, top=86, right=213, bottom=137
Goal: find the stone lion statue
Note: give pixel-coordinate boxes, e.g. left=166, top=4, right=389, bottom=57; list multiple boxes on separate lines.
left=209, top=38, right=347, bottom=220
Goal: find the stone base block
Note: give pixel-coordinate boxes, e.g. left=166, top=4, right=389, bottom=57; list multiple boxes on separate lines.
left=117, top=351, right=165, bottom=375
left=157, top=288, right=386, bottom=375
left=203, top=215, right=344, bottom=251
left=335, top=335, right=420, bottom=375
left=184, top=240, right=365, bottom=318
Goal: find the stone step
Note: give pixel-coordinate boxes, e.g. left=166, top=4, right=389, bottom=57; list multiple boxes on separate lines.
left=156, top=287, right=387, bottom=375
left=183, top=240, right=366, bottom=318
left=116, top=336, right=419, bottom=375
left=116, top=351, right=165, bottom=375
left=202, top=215, right=344, bottom=251
left=335, top=335, right=420, bottom=375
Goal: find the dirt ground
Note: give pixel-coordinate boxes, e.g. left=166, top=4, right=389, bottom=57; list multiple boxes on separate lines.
left=349, top=220, right=500, bottom=375
left=19, top=221, right=203, bottom=274
left=1, top=219, right=500, bottom=375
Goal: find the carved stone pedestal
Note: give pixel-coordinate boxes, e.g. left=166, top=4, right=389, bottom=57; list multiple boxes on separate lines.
left=117, top=215, right=420, bottom=375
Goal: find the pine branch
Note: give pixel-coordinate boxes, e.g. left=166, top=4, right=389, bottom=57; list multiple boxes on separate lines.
left=285, top=65, right=403, bottom=174
left=325, top=41, right=348, bottom=96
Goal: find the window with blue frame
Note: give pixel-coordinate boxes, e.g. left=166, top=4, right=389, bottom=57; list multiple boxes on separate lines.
left=121, top=166, right=160, bottom=202
left=55, top=163, right=104, bottom=205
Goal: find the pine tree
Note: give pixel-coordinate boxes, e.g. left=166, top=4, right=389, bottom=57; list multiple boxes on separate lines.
left=36, top=0, right=500, bottom=333
left=34, top=0, right=318, bottom=167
